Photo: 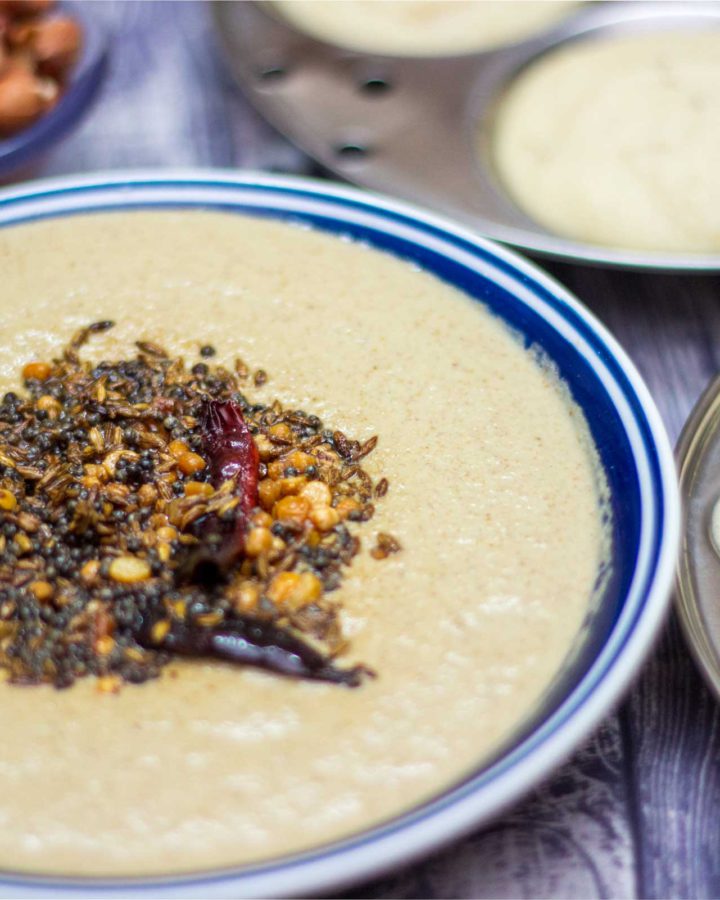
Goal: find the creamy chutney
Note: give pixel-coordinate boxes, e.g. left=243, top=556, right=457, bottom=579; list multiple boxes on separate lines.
left=274, top=1, right=577, bottom=57
left=493, top=30, right=720, bottom=253
left=0, top=211, right=607, bottom=876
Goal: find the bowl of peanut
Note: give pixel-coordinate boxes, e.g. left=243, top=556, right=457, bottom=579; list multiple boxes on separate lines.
left=0, top=0, right=106, bottom=178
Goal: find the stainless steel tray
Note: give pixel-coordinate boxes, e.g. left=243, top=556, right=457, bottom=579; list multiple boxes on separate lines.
left=677, top=376, right=720, bottom=700
left=212, top=0, right=720, bottom=272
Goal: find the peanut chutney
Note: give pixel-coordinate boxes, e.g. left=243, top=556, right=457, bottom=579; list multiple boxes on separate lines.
left=0, top=211, right=608, bottom=876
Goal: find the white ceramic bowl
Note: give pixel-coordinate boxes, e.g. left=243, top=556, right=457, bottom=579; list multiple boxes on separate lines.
left=0, top=171, right=679, bottom=899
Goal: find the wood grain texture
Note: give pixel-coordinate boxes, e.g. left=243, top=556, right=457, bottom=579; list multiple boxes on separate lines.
left=44, top=0, right=312, bottom=175
left=25, top=2, right=720, bottom=897
left=547, top=265, right=720, bottom=900
left=345, top=720, right=636, bottom=900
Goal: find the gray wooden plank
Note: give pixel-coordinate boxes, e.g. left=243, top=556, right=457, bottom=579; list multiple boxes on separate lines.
left=620, top=618, right=720, bottom=900
left=43, top=0, right=310, bottom=175
left=344, top=720, right=636, bottom=900
left=547, top=265, right=720, bottom=441
left=547, top=264, right=720, bottom=900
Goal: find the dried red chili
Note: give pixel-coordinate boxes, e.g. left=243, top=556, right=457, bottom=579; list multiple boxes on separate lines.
left=139, top=613, right=370, bottom=687
left=179, top=399, right=259, bottom=582
left=202, top=399, right=259, bottom=516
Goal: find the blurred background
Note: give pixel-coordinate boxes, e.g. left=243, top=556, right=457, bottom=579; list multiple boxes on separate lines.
left=2, top=2, right=310, bottom=177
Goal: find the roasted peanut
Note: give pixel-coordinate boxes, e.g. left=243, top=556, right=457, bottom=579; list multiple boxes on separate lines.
left=30, top=16, right=82, bottom=80
left=0, top=63, right=49, bottom=135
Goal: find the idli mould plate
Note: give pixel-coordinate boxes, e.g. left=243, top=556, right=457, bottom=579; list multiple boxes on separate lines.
left=212, top=0, right=720, bottom=271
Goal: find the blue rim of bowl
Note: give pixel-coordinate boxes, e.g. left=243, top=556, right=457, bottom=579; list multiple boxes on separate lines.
left=0, top=171, right=679, bottom=899
left=0, top=1, right=107, bottom=177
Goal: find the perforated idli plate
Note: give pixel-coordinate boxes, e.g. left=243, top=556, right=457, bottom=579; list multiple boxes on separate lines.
left=212, top=0, right=720, bottom=271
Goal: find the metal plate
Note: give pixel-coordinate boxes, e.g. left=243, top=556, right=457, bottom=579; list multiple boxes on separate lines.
left=677, top=377, right=720, bottom=700
left=212, top=0, right=720, bottom=272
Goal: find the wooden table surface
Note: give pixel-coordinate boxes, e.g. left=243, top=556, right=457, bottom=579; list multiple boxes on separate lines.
left=33, top=3, right=720, bottom=897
